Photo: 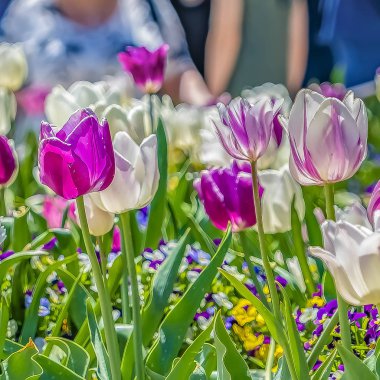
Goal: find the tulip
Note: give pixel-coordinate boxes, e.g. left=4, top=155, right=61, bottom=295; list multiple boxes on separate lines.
left=39, top=108, right=115, bottom=200
left=0, top=136, right=17, bottom=188
left=309, top=82, right=347, bottom=100
left=194, top=161, right=262, bottom=232
left=0, top=43, right=27, bottom=92
left=118, top=45, right=169, bottom=94
left=368, top=181, right=380, bottom=226
left=259, top=166, right=305, bottom=234
left=80, top=195, right=114, bottom=236
left=0, top=88, right=16, bottom=135
left=90, top=132, right=159, bottom=213
left=335, top=202, right=372, bottom=230
left=310, top=220, right=380, bottom=306
left=283, top=89, right=368, bottom=186
left=214, top=97, right=282, bottom=162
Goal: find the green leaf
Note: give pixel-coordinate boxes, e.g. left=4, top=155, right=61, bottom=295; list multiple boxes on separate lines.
left=0, top=299, right=9, bottom=359
left=0, top=340, right=43, bottom=380
left=279, top=285, right=309, bottom=380
left=191, top=343, right=217, bottom=379
left=214, top=311, right=251, bottom=380
left=218, top=269, right=284, bottom=344
left=35, top=355, right=85, bottom=380
left=311, top=349, right=336, bottom=380
left=337, top=343, right=377, bottom=380
left=145, top=227, right=232, bottom=375
left=12, top=207, right=31, bottom=252
left=45, top=337, right=90, bottom=377
left=145, top=118, right=168, bottom=250
left=86, top=299, right=111, bottom=380
left=322, top=271, right=336, bottom=302
left=20, top=255, right=77, bottom=344
left=166, top=316, right=214, bottom=380
left=142, top=230, right=190, bottom=346
left=273, top=357, right=291, bottom=380
left=3, top=339, right=23, bottom=358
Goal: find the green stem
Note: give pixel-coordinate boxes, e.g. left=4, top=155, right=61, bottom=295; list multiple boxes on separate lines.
left=251, top=162, right=280, bottom=317
left=97, top=236, right=108, bottom=279
left=119, top=212, right=145, bottom=380
left=239, top=232, right=269, bottom=309
left=0, top=187, right=6, bottom=216
left=324, top=184, right=352, bottom=353
left=264, top=338, right=276, bottom=380
left=76, top=196, right=121, bottom=380
left=149, top=94, right=155, bottom=135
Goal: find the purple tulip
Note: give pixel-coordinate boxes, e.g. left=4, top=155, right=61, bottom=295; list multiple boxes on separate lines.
left=214, top=97, right=282, bottom=162
left=118, top=44, right=169, bottom=94
left=39, top=108, right=115, bottom=200
left=283, top=89, right=367, bottom=186
left=0, top=136, right=17, bottom=187
left=309, top=82, right=347, bottom=100
left=368, top=180, right=380, bottom=224
left=194, top=161, right=262, bottom=232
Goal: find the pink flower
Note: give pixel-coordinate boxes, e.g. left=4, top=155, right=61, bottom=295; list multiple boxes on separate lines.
left=309, top=82, right=347, bottom=100
left=0, top=136, right=17, bottom=187
left=42, top=196, right=75, bottom=229
left=118, top=44, right=169, bottom=94
left=368, top=181, right=380, bottom=224
left=283, top=89, right=367, bottom=186
left=214, top=97, right=282, bottom=162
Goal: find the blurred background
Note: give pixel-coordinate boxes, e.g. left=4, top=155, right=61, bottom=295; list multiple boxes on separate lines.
left=1, top=0, right=380, bottom=106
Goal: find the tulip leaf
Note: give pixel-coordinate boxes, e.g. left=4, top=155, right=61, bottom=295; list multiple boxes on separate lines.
left=273, top=357, right=291, bottom=380
left=12, top=207, right=31, bottom=252
left=279, top=285, right=310, bottom=380
left=142, top=229, right=190, bottom=346
left=0, top=299, right=9, bottom=359
left=166, top=315, right=214, bottom=380
left=322, top=271, right=336, bottom=302
left=311, top=348, right=337, bottom=380
left=213, top=310, right=251, bottom=380
left=19, top=255, right=77, bottom=344
left=34, top=355, right=85, bottom=380
left=3, top=339, right=23, bottom=358
left=86, top=299, right=111, bottom=380
left=337, top=343, right=377, bottom=380
left=0, top=340, right=43, bottom=380
left=145, top=226, right=232, bottom=375
left=145, top=118, right=168, bottom=250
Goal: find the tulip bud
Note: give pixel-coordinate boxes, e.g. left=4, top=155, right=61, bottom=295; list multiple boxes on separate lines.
left=90, top=132, right=159, bottom=213
left=0, top=43, right=27, bottom=91
left=310, top=220, right=380, bottom=306
left=214, top=97, right=282, bottom=162
left=118, top=45, right=169, bottom=94
left=283, top=89, right=368, bottom=186
left=0, top=88, right=16, bottom=135
left=194, top=161, right=262, bottom=232
left=39, top=108, right=115, bottom=200
left=0, top=136, right=17, bottom=187
left=259, top=166, right=305, bottom=234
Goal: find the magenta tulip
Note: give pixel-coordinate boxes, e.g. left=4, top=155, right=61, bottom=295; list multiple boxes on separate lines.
left=0, top=136, right=17, bottom=187
left=283, top=89, right=367, bottom=186
left=118, top=44, right=169, bottom=94
left=39, top=108, right=115, bottom=200
left=214, top=97, right=282, bottom=162
left=368, top=181, right=380, bottom=224
left=194, top=161, right=262, bottom=232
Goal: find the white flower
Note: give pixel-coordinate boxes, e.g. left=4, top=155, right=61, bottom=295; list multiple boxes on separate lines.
left=286, top=257, right=306, bottom=293
left=0, top=88, right=17, bottom=135
left=259, top=166, right=305, bottom=233
left=335, top=202, right=372, bottom=229
left=0, top=43, right=27, bottom=91
left=310, top=220, right=380, bottom=305
left=90, top=132, right=159, bottom=214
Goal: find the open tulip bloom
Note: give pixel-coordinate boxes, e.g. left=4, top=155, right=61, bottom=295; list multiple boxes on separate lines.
left=39, top=108, right=115, bottom=200
left=282, top=89, right=368, bottom=186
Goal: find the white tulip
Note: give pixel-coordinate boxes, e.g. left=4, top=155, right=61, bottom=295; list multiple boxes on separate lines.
left=286, top=257, right=306, bottom=293
left=310, top=220, right=380, bottom=305
left=0, top=88, right=17, bottom=134
left=0, top=43, right=27, bottom=91
left=90, top=132, right=159, bottom=214
left=80, top=196, right=115, bottom=237
left=259, top=166, right=305, bottom=233
left=335, top=202, right=372, bottom=229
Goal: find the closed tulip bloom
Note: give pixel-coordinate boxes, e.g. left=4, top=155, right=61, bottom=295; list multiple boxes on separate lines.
left=215, top=97, right=282, bottom=162
left=368, top=181, right=380, bottom=225
left=0, top=88, right=16, bottom=135
left=90, top=132, right=159, bottom=213
left=0, top=43, right=27, bottom=91
left=310, top=220, right=380, bottom=306
left=118, top=45, right=169, bottom=94
left=259, top=166, right=305, bottom=234
left=39, top=108, right=115, bottom=200
left=0, top=136, right=17, bottom=187
left=283, top=89, right=367, bottom=186
left=194, top=162, right=262, bottom=232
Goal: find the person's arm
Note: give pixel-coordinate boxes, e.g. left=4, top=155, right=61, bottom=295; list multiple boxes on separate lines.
left=287, top=0, right=308, bottom=96
left=204, top=0, right=243, bottom=97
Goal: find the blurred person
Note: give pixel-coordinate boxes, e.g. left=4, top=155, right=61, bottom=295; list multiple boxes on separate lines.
left=1, top=0, right=214, bottom=106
